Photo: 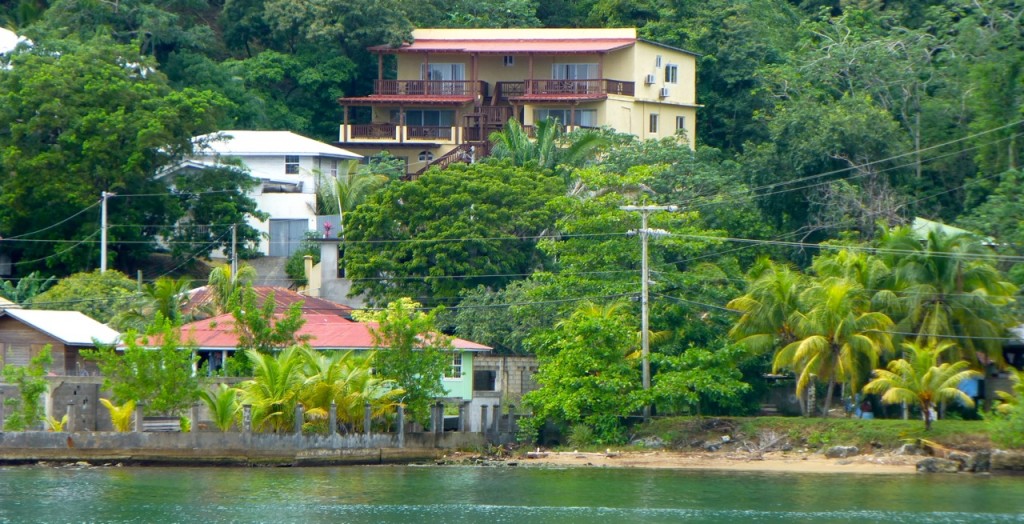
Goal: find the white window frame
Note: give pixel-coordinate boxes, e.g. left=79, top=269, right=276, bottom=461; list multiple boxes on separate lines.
left=420, top=63, right=465, bottom=81
left=665, top=64, right=679, bottom=84
left=503, top=55, right=515, bottom=67
left=649, top=113, right=659, bottom=133
left=285, top=155, right=300, bottom=175
left=329, top=159, right=339, bottom=178
left=418, top=150, right=434, bottom=162
left=446, top=353, right=463, bottom=379
left=676, top=116, right=686, bottom=132
left=534, top=108, right=598, bottom=128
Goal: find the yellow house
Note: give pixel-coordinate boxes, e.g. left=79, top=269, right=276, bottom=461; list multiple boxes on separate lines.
left=338, top=28, right=698, bottom=175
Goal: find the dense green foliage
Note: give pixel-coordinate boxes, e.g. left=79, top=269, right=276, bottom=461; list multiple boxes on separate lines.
left=2, top=346, right=51, bottom=431
left=3, top=0, right=1024, bottom=444
left=84, top=318, right=200, bottom=416
left=353, top=298, right=452, bottom=426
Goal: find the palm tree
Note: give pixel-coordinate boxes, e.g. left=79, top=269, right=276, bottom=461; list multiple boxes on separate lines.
left=881, top=226, right=1017, bottom=365
left=773, top=278, right=894, bottom=417
left=488, top=117, right=605, bottom=174
left=863, top=341, right=982, bottom=430
left=112, top=276, right=193, bottom=331
left=238, top=347, right=307, bottom=433
left=315, top=163, right=387, bottom=241
left=727, top=258, right=805, bottom=356
left=199, top=383, right=242, bottom=432
left=206, top=264, right=258, bottom=315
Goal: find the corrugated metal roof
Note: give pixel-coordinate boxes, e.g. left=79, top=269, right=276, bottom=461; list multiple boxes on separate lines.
left=371, top=38, right=635, bottom=55
left=164, top=313, right=489, bottom=351
left=193, top=131, right=362, bottom=159
left=1, top=309, right=120, bottom=345
left=183, top=286, right=353, bottom=319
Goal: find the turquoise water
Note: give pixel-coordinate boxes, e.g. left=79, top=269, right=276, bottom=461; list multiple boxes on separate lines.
left=1, top=465, right=1022, bottom=523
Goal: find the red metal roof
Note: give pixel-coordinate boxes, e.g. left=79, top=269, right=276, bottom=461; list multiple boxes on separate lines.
left=155, top=313, right=490, bottom=352
left=337, top=95, right=475, bottom=106
left=182, top=286, right=353, bottom=319
left=370, top=38, right=635, bottom=55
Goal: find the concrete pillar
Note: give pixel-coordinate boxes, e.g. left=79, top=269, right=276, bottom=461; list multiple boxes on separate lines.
left=491, top=404, right=500, bottom=434
left=396, top=405, right=405, bottom=448
left=294, top=404, right=304, bottom=434
left=134, top=404, right=145, bottom=433
left=242, top=404, right=252, bottom=433
left=430, top=403, right=440, bottom=434
left=65, top=403, right=75, bottom=433
left=479, top=405, right=488, bottom=434
left=329, top=402, right=337, bottom=435
left=457, top=402, right=467, bottom=432
left=507, top=404, right=516, bottom=434
left=364, top=402, right=372, bottom=438
left=190, top=403, right=200, bottom=432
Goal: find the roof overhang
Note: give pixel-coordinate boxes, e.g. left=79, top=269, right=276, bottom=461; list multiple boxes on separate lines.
left=370, top=38, right=635, bottom=55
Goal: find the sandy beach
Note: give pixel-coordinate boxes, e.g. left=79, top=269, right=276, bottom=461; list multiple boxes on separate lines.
left=465, top=449, right=922, bottom=474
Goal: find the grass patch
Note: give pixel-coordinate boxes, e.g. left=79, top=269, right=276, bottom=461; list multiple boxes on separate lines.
left=638, top=416, right=992, bottom=451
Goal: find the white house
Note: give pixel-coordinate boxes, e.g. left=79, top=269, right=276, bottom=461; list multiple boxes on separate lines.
left=172, top=130, right=362, bottom=257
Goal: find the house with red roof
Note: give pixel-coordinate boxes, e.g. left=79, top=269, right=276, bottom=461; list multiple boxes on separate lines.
left=337, top=28, right=697, bottom=176
left=178, top=312, right=489, bottom=402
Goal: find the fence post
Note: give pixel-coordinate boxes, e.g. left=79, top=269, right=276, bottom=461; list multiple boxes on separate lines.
left=364, top=402, right=372, bottom=439
left=134, top=403, right=145, bottom=433
left=65, top=402, right=75, bottom=433
left=294, top=404, right=304, bottom=435
left=329, top=402, right=338, bottom=436
left=491, top=404, right=500, bottom=434
left=190, top=403, right=200, bottom=431
left=242, top=404, right=252, bottom=434
left=397, top=405, right=405, bottom=449
left=507, top=404, right=516, bottom=434
left=457, top=402, right=467, bottom=432
left=479, top=405, right=487, bottom=434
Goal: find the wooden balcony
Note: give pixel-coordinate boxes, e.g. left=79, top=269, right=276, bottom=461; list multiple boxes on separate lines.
left=340, top=124, right=459, bottom=144
left=373, top=80, right=487, bottom=97
left=497, top=79, right=635, bottom=101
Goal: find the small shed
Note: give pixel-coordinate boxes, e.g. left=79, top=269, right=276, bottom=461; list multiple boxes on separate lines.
left=0, top=309, right=120, bottom=376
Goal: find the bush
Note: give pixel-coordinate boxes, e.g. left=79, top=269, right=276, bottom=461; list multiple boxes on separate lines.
left=284, top=232, right=323, bottom=286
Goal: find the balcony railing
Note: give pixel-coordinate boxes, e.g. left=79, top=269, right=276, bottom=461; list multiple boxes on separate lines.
left=341, top=124, right=459, bottom=143
left=496, top=79, right=635, bottom=100
left=350, top=123, right=398, bottom=140
left=407, top=126, right=453, bottom=140
left=374, top=80, right=488, bottom=97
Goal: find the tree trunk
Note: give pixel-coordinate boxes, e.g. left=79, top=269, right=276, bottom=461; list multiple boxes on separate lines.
left=822, top=376, right=835, bottom=418
left=807, top=377, right=817, bottom=418
left=923, top=401, right=933, bottom=431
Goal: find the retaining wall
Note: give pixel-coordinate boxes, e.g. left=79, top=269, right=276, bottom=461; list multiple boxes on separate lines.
left=0, top=431, right=483, bottom=466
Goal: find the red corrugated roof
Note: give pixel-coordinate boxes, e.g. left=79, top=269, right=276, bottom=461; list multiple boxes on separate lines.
left=337, top=95, right=475, bottom=106
left=183, top=286, right=353, bottom=319
left=370, top=38, right=635, bottom=54
left=147, top=313, right=490, bottom=352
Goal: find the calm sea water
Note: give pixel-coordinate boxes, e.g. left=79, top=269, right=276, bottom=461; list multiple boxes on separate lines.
left=0, top=464, right=1022, bottom=523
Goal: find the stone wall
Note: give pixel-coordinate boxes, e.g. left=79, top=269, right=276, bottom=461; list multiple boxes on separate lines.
left=0, top=431, right=483, bottom=466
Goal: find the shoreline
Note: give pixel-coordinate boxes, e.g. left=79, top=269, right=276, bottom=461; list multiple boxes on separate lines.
left=447, top=449, right=922, bottom=475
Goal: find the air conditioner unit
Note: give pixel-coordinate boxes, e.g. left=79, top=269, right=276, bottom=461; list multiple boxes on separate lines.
left=659, top=87, right=670, bottom=98
left=644, top=74, right=656, bottom=85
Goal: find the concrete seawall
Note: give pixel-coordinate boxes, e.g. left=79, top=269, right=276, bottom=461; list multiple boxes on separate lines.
left=0, top=431, right=484, bottom=466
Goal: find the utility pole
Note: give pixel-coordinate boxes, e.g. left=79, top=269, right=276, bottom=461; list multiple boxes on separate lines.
left=100, top=191, right=115, bottom=273
left=620, top=204, right=676, bottom=422
left=231, top=224, right=238, bottom=277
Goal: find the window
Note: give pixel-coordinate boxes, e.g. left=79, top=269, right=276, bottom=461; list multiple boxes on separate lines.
left=649, top=113, right=659, bottom=133
left=665, top=64, right=679, bottom=84
left=418, top=150, right=434, bottom=162
left=503, top=55, right=515, bottom=67
left=285, top=155, right=300, bottom=174
left=534, top=108, right=598, bottom=128
left=552, top=63, right=598, bottom=80
left=655, top=55, right=662, bottom=68
left=473, top=370, right=497, bottom=391
left=446, top=353, right=463, bottom=379
left=420, top=63, right=465, bottom=81
left=329, top=159, right=339, bottom=178
left=676, top=116, right=686, bottom=132
left=394, top=110, right=455, bottom=127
